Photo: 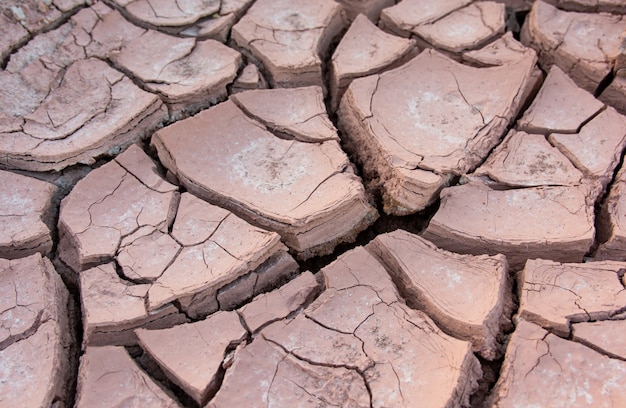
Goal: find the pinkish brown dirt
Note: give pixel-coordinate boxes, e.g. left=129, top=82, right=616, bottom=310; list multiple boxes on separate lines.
left=2, top=1, right=626, bottom=407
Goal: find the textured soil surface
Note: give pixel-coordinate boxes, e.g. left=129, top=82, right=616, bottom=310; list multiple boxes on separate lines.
left=2, top=0, right=626, bottom=407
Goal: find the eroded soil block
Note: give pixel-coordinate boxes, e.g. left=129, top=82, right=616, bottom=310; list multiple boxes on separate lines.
left=412, top=2, right=506, bottom=54
left=153, top=93, right=377, bottom=259
left=488, top=320, right=626, bottom=407
left=136, top=311, right=247, bottom=405
left=517, top=259, right=626, bottom=337
left=338, top=48, right=536, bottom=215
left=75, top=346, right=180, bottom=407
left=211, top=246, right=481, bottom=408
left=521, top=0, right=626, bottom=93
left=0, top=0, right=87, bottom=62
left=329, top=14, right=415, bottom=109
left=0, top=170, right=57, bottom=259
left=231, top=0, right=346, bottom=88
left=85, top=4, right=242, bottom=115
left=208, top=336, right=371, bottom=408
left=80, top=262, right=187, bottom=347
left=380, top=0, right=472, bottom=37
left=58, top=144, right=179, bottom=272
left=107, top=0, right=254, bottom=41
left=423, top=182, right=595, bottom=269
left=475, top=130, right=585, bottom=188
left=368, top=230, right=512, bottom=360
left=517, top=65, right=604, bottom=135
left=238, top=271, right=320, bottom=333
left=61, top=145, right=297, bottom=344
left=597, top=163, right=626, bottom=261
left=0, top=55, right=167, bottom=172
left=0, top=254, right=71, bottom=407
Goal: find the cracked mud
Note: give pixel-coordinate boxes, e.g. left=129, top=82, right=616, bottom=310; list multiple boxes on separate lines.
left=2, top=0, right=626, bottom=407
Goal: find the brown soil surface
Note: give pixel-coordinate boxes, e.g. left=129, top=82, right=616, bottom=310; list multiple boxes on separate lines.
left=2, top=1, right=626, bottom=407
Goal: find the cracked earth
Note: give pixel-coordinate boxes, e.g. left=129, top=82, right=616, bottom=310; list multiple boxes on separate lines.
left=2, top=0, right=626, bottom=407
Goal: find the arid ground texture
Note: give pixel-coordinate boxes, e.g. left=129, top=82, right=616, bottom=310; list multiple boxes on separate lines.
left=2, top=0, right=626, bottom=407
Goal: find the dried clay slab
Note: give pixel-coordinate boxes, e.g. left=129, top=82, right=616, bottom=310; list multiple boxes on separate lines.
left=412, top=2, right=506, bottom=54
left=74, top=346, right=180, bottom=407
left=136, top=311, right=247, bottom=406
left=153, top=91, right=377, bottom=259
left=423, top=181, right=595, bottom=269
left=0, top=55, right=167, bottom=172
left=211, top=246, right=481, bottom=408
left=58, top=144, right=179, bottom=273
left=380, top=0, right=472, bottom=37
left=474, top=129, right=585, bottom=188
left=232, top=0, right=346, bottom=89
left=517, top=259, right=626, bottom=337
left=238, top=271, right=320, bottom=333
left=338, top=48, right=536, bottom=215
left=0, top=254, right=71, bottom=407
left=368, top=230, right=512, bottom=360
left=517, top=65, right=604, bottom=135
left=108, top=0, right=254, bottom=41
left=0, top=0, right=87, bottom=62
left=83, top=4, right=242, bottom=115
left=521, top=0, right=626, bottom=93
left=488, top=320, right=626, bottom=407
left=329, top=14, right=415, bottom=110
left=0, top=170, right=57, bottom=259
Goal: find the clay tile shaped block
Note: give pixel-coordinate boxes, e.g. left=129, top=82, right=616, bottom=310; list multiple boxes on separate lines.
left=309, top=246, right=481, bottom=407
left=82, top=5, right=242, bottom=116
left=549, top=107, right=626, bottom=190
left=330, top=14, right=415, bottom=110
left=80, top=262, right=186, bottom=347
left=152, top=97, right=377, bottom=259
left=338, top=48, right=537, bottom=215
left=521, top=0, right=626, bottom=93
left=109, top=0, right=254, bottom=42
left=462, top=31, right=537, bottom=66
left=413, top=2, right=506, bottom=54
left=0, top=0, right=87, bottom=62
left=107, top=31, right=242, bottom=115
left=208, top=337, right=371, bottom=407
left=74, top=346, right=180, bottom=407
left=239, top=271, right=320, bottom=333
left=379, top=0, right=472, bottom=37
left=517, top=259, right=626, bottom=337
left=597, top=163, right=626, bottom=261
left=147, top=202, right=290, bottom=314
left=231, top=86, right=339, bottom=142
left=488, top=320, right=626, bottom=407
left=231, top=63, right=268, bottom=94
left=136, top=311, right=247, bottom=405
left=231, top=0, right=346, bottom=89
left=0, top=56, right=167, bottom=172
left=475, top=130, right=585, bottom=187
left=0, top=170, right=57, bottom=259
left=422, top=182, right=595, bottom=269
left=518, top=65, right=604, bottom=134
left=58, top=144, right=179, bottom=272
left=367, top=230, right=512, bottom=360
left=0, top=254, right=71, bottom=407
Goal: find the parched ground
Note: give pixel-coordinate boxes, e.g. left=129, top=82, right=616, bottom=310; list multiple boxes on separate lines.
left=2, top=0, right=626, bottom=407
